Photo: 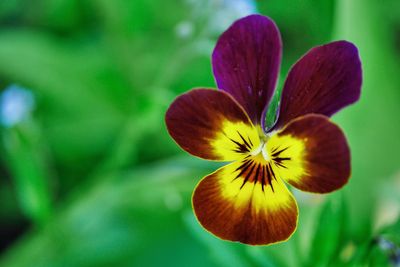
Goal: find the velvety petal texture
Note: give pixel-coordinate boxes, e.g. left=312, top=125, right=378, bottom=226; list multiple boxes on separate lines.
left=212, top=14, right=282, bottom=125
left=273, top=41, right=362, bottom=130
left=193, top=159, right=298, bottom=245
left=165, top=15, right=360, bottom=246
left=266, top=114, right=350, bottom=193
left=165, top=89, right=260, bottom=161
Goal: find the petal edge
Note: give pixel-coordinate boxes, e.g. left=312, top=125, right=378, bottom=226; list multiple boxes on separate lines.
left=267, top=114, right=351, bottom=193
left=273, top=41, right=362, bottom=130
left=212, top=14, right=282, bottom=126
left=192, top=160, right=298, bottom=245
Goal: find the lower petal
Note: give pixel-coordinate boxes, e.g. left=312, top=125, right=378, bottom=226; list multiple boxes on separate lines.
left=266, top=114, right=351, bottom=193
left=192, top=160, right=298, bottom=245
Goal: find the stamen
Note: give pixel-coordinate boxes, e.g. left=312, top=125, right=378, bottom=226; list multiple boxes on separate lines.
left=262, top=147, right=270, bottom=161
left=250, top=142, right=263, bottom=156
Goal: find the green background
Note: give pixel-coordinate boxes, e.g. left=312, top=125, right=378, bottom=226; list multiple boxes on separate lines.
left=0, top=0, right=399, bottom=266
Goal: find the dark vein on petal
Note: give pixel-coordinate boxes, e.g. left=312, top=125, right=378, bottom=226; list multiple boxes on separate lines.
left=261, top=165, right=266, bottom=192
left=275, top=157, right=291, bottom=161
left=237, top=130, right=252, bottom=150
left=270, top=164, right=277, bottom=181
left=247, top=135, right=253, bottom=147
left=230, top=138, right=249, bottom=153
left=275, top=161, right=287, bottom=169
left=274, top=157, right=291, bottom=166
left=271, top=146, right=279, bottom=154
left=223, top=132, right=250, bottom=153
left=253, top=163, right=260, bottom=185
left=233, top=159, right=251, bottom=173
left=272, top=146, right=289, bottom=157
left=240, top=162, right=256, bottom=189
left=232, top=160, right=253, bottom=182
left=266, top=164, right=275, bottom=192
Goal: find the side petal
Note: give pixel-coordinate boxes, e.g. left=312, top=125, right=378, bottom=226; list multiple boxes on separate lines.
left=192, top=160, right=298, bottom=245
left=165, top=89, right=260, bottom=161
left=212, top=14, right=282, bottom=126
left=273, top=41, right=362, bottom=130
left=266, top=114, right=350, bottom=193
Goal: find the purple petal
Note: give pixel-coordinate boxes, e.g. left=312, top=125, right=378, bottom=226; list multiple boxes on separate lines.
left=212, top=14, right=282, bottom=126
left=272, top=41, right=362, bottom=130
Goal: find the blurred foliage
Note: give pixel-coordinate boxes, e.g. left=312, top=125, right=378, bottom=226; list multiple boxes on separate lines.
left=0, top=0, right=399, bottom=266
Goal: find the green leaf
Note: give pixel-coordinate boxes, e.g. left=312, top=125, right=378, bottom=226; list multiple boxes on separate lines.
left=306, top=194, right=347, bottom=267
left=0, top=157, right=222, bottom=267
left=183, top=211, right=253, bottom=267
left=1, top=122, right=53, bottom=225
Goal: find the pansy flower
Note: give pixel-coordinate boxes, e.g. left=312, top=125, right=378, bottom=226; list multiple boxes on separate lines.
left=165, top=14, right=362, bottom=245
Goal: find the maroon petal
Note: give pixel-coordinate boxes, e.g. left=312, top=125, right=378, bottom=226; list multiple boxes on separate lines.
left=165, top=88, right=260, bottom=161
left=267, top=114, right=351, bottom=193
left=212, top=14, right=282, bottom=126
left=273, top=41, right=362, bottom=130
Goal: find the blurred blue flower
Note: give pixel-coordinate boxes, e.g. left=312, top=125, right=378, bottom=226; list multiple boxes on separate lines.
left=175, top=20, right=194, bottom=39
left=376, top=237, right=400, bottom=266
left=0, top=85, right=35, bottom=127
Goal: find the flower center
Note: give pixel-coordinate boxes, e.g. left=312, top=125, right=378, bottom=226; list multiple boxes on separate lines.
left=250, top=141, right=270, bottom=161
left=250, top=128, right=274, bottom=161
left=230, top=130, right=292, bottom=192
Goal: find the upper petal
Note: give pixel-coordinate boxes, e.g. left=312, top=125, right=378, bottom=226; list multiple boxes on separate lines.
left=212, top=14, right=282, bottom=126
left=165, top=89, right=260, bottom=161
left=272, top=41, right=362, bottom=130
left=192, top=159, right=298, bottom=245
left=266, top=114, right=350, bottom=193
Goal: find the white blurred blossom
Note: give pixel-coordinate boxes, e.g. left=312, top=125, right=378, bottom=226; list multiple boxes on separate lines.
left=175, top=20, right=194, bottom=39
left=0, top=85, right=35, bottom=127
left=210, top=0, right=257, bottom=33
left=182, top=0, right=257, bottom=35
left=176, top=0, right=257, bottom=54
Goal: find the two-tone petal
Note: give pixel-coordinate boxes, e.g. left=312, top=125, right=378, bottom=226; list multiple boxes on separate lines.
left=212, top=14, right=282, bottom=126
left=166, top=15, right=361, bottom=246
left=273, top=41, right=362, bottom=130
left=165, top=89, right=260, bottom=161
left=193, top=158, right=298, bottom=245
left=266, top=114, right=350, bottom=193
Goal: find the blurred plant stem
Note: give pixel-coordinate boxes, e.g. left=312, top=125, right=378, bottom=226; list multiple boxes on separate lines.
left=1, top=120, right=53, bottom=225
